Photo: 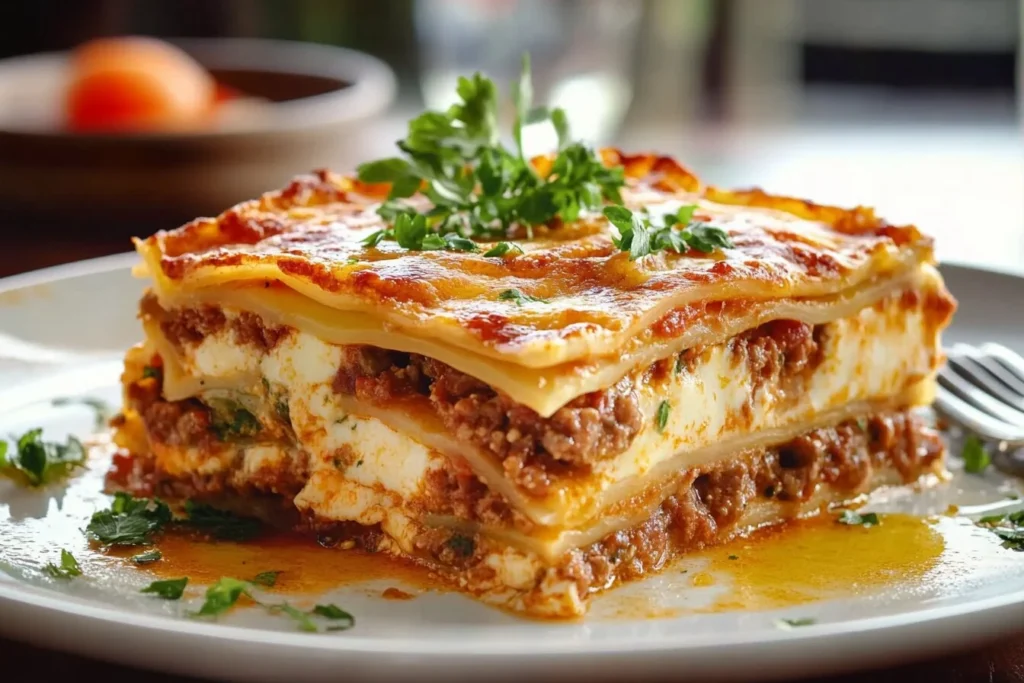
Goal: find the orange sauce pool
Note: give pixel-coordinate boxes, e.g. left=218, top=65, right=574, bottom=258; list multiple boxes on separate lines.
left=108, top=530, right=443, bottom=596
left=698, top=513, right=945, bottom=612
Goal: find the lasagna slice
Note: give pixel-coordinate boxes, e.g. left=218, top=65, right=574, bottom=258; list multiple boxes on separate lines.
left=109, top=151, right=956, bottom=617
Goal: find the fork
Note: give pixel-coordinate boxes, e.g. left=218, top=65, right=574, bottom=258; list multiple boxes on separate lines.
left=935, top=341, right=1024, bottom=477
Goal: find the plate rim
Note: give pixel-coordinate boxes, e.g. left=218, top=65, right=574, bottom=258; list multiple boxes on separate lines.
left=1, top=253, right=1023, bottom=664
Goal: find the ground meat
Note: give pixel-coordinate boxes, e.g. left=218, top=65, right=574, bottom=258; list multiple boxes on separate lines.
left=155, top=298, right=286, bottom=352
left=734, top=319, right=826, bottom=393
left=423, top=360, right=643, bottom=496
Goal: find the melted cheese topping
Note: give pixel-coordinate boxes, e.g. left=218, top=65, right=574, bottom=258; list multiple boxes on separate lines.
left=133, top=151, right=936, bottom=380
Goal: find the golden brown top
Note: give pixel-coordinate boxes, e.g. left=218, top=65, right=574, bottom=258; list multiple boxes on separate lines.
left=135, top=150, right=934, bottom=369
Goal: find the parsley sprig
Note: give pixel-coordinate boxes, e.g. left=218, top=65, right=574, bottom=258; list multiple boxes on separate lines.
left=0, top=428, right=86, bottom=487
left=603, top=205, right=734, bottom=261
left=358, top=54, right=624, bottom=251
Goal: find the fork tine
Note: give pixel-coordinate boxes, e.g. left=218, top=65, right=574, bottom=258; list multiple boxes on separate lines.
left=946, top=347, right=1024, bottom=413
left=952, top=343, right=1024, bottom=400
left=937, top=364, right=1024, bottom=427
left=934, top=385, right=1024, bottom=443
left=977, top=342, right=1024, bottom=384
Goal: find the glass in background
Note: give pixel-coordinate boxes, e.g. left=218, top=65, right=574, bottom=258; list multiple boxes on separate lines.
left=412, top=0, right=642, bottom=150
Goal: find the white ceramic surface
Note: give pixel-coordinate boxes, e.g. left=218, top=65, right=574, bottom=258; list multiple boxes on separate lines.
left=0, top=255, right=1022, bottom=683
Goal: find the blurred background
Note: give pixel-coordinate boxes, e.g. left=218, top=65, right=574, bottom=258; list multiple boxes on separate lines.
left=0, top=0, right=1020, bottom=276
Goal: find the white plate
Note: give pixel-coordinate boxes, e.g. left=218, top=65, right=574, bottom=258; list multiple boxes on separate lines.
left=0, top=254, right=1023, bottom=683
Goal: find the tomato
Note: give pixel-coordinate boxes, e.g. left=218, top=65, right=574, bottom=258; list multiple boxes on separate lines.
left=65, top=36, right=216, bottom=133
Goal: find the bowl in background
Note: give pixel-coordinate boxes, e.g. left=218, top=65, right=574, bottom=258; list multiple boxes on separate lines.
left=0, top=37, right=396, bottom=238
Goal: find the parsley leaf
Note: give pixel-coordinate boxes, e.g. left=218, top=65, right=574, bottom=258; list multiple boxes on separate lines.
left=962, top=435, right=991, bottom=474
left=182, top=501, right=263, bottom=542
left=141, top=577, right=188, bottom=600
left=43, top=549, right=82, bottom=579
left=497, top=289, right=549, bottom=306
left=777, top=618, right=816, bottom=628
left=131, top=549, right=162, bottom=565
left=836, top=509, right=880, bottom=527
left=655, top=401, right=671, bottom=433
left=604, top=206, right=733, bottom=261
left=483, top=242, right=524, bottom=257
left=313, top=604, right=356, bottom=631
left=195, top=577, right=251, bottom=617
left=252, top=571, right=281, bottom=588
left=975, top=509, right=1024, bottom=552
left=0, top=428, right=86, bottom=487
left=355, top=53, right=625, bottom=252
left=268, top=602, right=356, bottom=633
left=142, top=365, right=162, bottom=380
left=209, top=404, right=262, bottom=441
left=86, top=492, right=171, bottom=546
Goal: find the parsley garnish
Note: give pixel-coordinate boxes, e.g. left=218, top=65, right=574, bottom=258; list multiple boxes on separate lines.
left=447, top=534, right=475, bottom=558
left=141, top=577, right=188, bottom=600
left=85, top=492, right=171, bottom=546
left=727, top=554, right=739, bottom=561
left=209, top=404, right=262, bottom=441
left=43, top=549, right=82, bottom=579
left=962, top=435, right=991, bottom=474
left=836, top=509, right=880, bottom=527
left=183, top=501, right=263, bottom=542
left=603, top=205, right=733, bottom=261
left=0, top=428, right=86, bottom=487
left=976, top=510, right=1024, bottom=551
left=193, top=577, right=357, bottom=631
left=483, top=242, right=524, bottom=257
left=312, top=604, right=356, bottom=631
left=356, top=54, right=624, bottom=250
left=497, top=288, right=548, bottom=305
left=51, top=396, right=112, bottom=430
left=131, top=549, right=162, bottom=565
left=777, top=618, right=816, bottom=628
left=195, top=577, right=251, bottom=617
left=252, top=571, right=281, bottom=588
left=655, top=400, right=671, bottom=433
left=142, top=365, right=162, bottom=380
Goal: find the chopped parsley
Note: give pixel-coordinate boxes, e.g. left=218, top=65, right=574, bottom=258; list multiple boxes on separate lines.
left=86, top=493, right=171, bottom=546
left=962, top=435, right=991, bottom=474
left=312, top=604, right=356, bottom=631
left=727, top=554, right=739, bottom=561
left=195, top=577, right=251, bottom=617
left=976, top=510, right=1024, bottom=551
left=182, top=501, right=263, bottom=542
left=192, top=576, right=357, bottom=631
left=497, top=288, right=548, bottom=306
left=447, top=534, right=475, bottom=558
left=603, top=205, right=734, bottom=261
left=777, top=617, right=816, bottom=629
left=142, top=365, right=162, bottom=380
left=0, top=428, right=86, bottom=487
left=483, top=242, right=524, bottom=257
left=141, top=577, right=188, bottom=600
left=43, top=549, right=82, bottom=579
left=655, top=400, right=671, bottom=433
left=51, top=396, right=113, bottom=430
left=210, top=405, right=262, bottom=441
left=252, top=571, right=281, bottom=588
left=363, top=213, right=480, bottom=252
left=836, top=509, right=880, bottom=527
left=131, top=549, right=162, bottom=565
left=355, top=54, right=624, bottom=251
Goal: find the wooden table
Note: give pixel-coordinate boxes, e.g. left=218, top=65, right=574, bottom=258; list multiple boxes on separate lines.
left=2, top=201, right=1023, bottom=682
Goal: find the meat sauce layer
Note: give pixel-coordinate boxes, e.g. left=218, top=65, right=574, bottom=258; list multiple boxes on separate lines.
left=155, top=299, right=830, bottom=495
